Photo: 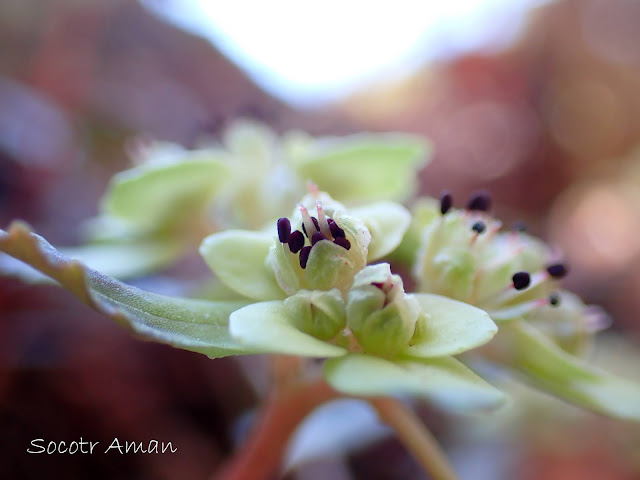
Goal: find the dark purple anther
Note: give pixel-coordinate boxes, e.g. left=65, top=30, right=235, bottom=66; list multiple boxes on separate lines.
left=512, top=271, right=531, bottom=290
left=302, top=216, right=320, bottom=238
left=333, top=237, right=351, bottom=250
left=299, top=246, right=312, bottom=269
left=471, top=221, right=486, bottom=234
left=311, top=232, right=327, bottom=245
left=546, top=263, right=568, bottom=278
left=466, top=190, right=491, bottom=212
left=288, top=230, right=305, bottom=253
left=440, top=191, right=453, bottom=215
left=549, top=293, right=561, bottom=306
left=277, top=217, right=291, bottom=243
left=328, top=219, right=346, bottom=238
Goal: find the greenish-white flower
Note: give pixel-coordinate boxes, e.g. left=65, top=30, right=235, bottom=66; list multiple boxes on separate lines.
left=407, top=191, right=640, bottom=421
left=414, top=191, right=558, bottom=322
left=198, top=191, right=504, bottom=412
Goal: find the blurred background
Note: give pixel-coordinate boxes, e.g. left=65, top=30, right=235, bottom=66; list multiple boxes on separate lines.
left=1, top=0, right=640, bottom=478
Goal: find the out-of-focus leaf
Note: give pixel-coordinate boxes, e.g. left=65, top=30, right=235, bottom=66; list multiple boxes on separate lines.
left=1, top=239, right=181, bottom=283
left=324, top=354, right=506, bottom=412
left=406, top=294, right=497, bottom=358
left=0, top=223, right=254, bottom=358
left=495, top=321, right=640, bottom=421
left=102, top=154, right=230, bottom=229
left=59, top=241, right=182, bottom=279
left=230, top=301, right=347, bottom=357
left=294, top=134, right=430, bottom=203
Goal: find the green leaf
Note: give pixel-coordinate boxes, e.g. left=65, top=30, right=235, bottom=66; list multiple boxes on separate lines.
left=102, top=154, right=230, bottom=229
left=0, top=252, right=54, bottom=284
left=324, top=354, right=506, bottom=412
left=0, top=223, right=254, bottom=358
left=494, top=321, right=640, bottom=421
left=294, top=134, right=430, bottom=203
left=200, top=230, right=286, bottom=301
left=406, top=294, right=497, bottom=358
left=229, top=301, right=348, bottom=357
left=350, top=202, right=411, bottom=261
left=0, top=240, right=181, bottom=283
left=59, top=241, right=182, bottom=279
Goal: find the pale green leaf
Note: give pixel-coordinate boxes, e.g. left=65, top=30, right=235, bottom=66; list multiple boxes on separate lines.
left=495, top=321, right=640, bottom=421
left=0, top=223, right=254, bottom=358
left=324, top=354, right=506, bottom=412
left=294, top=134, right=430, bottom=203
left=200, top=230, right=285, bottom=301
left=406, top=294, right=497, bottom=358
left=0, top=240, right=181, bottom=283
left=102, top=154, right=230, bottom=229
left=230, top=301, right=348, bottom=357
left=350, top=202, right=411, bottom=261
left=59, top=241, right=182, bottom=279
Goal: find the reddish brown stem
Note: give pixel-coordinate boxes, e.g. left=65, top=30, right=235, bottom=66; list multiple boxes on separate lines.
left=214, top=379, right=339, bottom=480
left=369, top=398, right=460, bottom=480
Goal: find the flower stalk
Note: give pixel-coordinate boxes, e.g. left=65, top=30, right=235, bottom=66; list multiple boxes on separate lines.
left=214, top=379, right=339, bottom=480
left=370, top=397, right=461, bottom=480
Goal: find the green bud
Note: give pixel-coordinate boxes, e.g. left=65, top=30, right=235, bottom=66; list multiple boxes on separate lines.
left=284, top=289, right=346, bottom=341
left=346, top=264, right=420, bottom=356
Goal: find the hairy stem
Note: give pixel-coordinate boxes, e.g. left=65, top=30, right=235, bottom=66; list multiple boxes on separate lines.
left=214, top=378, right=339, bottom=480
left=369, top=397, right=460, bottom=480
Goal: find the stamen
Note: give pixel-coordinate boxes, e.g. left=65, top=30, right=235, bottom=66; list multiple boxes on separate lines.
left=546, top=263, right=568, bottom=278
left=328, top=218, right=346, bottom=238
left=583, top=306, right=612, bottom=333
left=440, top=191, right=453, bottom=215
left=333, top=237, right=351, bottom=250
left=549, top=292, right=561, bottom=306
left=480, top=271, right=546, bottom=308
left=481, top=244, right=525, bottom=272
left=299, top=204, right=319, bottom=238
left=471, top=221, right=486, bottom=234
left=315, top=200, right=333, bottom=238
left=302, top=217, right=320, bottom=237
left=488, top=298, right=549, bottom=321
left=307, top=180, right=320, bottom=196
left=288, top=230, right=305, bottom=253
left=512, top=271, right=531, bottom=290
left=371, top=277, right=395, bottom=307
left=299, top=246, right=312, bottom=269
left=311, top=231, right=327, bottom=245
left=467, top=190, right=492, bottom=212
left=277, top=218, right=291, bottom=243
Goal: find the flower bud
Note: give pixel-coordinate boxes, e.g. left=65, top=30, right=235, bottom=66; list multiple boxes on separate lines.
left=284, top=289, right=346, bottom=340
left=346, top=264, right=420, bottom=356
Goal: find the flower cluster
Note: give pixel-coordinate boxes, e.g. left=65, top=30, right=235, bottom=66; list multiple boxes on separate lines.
left=198, top=191, right=503, bottom=410
left=0, top=121, right=429, bottom=284
left=1, top=125, right=639, bottom=421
